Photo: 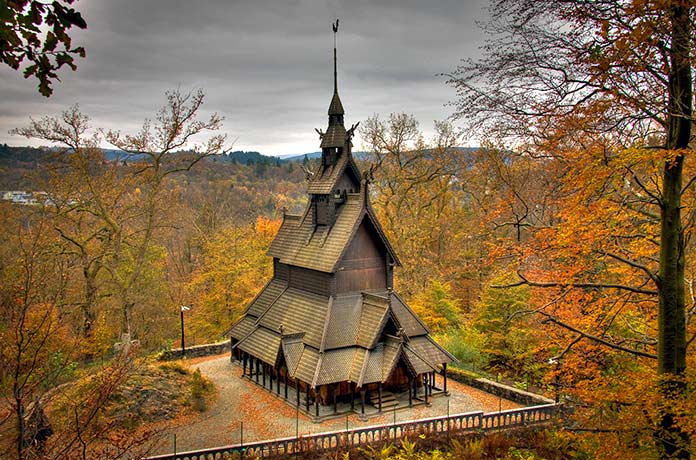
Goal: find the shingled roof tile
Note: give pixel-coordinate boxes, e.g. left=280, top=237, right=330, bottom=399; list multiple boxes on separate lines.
left=238, top=327, right=281, bottom=366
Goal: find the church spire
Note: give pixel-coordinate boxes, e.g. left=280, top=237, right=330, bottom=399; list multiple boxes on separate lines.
left=318, top=19, right=347, bottom=150
left=328, top=19, right=344, bottom=117
left=333, top=19, right=338, bottom=96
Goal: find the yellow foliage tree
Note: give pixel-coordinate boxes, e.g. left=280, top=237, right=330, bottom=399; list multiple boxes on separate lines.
left=186, top=217, right=280, bottom=342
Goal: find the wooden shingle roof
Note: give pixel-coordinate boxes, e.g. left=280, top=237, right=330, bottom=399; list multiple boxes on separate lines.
left=328, top=91, right=344, bottom=115
left=320, top=124, right=346, bottom=149
left=306, top=149, right=360, bottom=195
left=230, top=284, right=454, bottom=387
left=258, top=287, right=329, bottom=349
left=268, top=194, right=400, bottom=273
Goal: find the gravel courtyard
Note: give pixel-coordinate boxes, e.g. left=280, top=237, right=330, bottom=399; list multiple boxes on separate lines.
left=154, top=354, right=520, bottom=455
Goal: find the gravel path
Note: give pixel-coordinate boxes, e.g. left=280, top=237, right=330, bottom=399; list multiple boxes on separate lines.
left=156, top=354, right=520, bottom=455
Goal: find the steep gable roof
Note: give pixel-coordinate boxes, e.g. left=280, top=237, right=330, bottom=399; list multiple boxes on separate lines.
left=268, top=194, right=400, bottom=273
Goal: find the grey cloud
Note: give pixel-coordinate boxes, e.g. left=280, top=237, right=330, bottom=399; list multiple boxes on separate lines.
left=1, top=0, right=488, bottom=155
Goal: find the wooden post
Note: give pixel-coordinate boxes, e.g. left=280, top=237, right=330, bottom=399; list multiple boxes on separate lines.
left=276, top=369, right=281, bottom=394
left=408, top=377, right=413, bottom=406
left=378, top=383, right=383, bottom=412
left=284, top=372, right=289, bottom=399
left=424, top=374, right=429, bottom=404
left=315, top=388, right=320, bottom=417
left=296, top=380, right=300, bottom=406
left=305, top=384, right=310, bottom=412
left=351, top=383, right=355, bottom=411
left=333, top=384, right=338, bottom=414
left=242, top=353, right=246, bottom=376
left=443, top=363, right=448, bottom=394
left=262, top=363, right=266, bottom=387
left=255, top=358, right=260, bottom=384
left=360, top=388, right=365, bottom=415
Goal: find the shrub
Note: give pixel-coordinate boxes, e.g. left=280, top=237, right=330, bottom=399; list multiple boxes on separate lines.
left=189, top=367, right=214, bottom=411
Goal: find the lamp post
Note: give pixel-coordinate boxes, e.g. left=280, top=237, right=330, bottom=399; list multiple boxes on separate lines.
left=548, top=357, right=560, bottom=403
left=180, top=305, right=191, bottom=357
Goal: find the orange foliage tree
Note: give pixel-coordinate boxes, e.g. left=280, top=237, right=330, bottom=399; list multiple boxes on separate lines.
left=449, top=1, right=695, bottom=458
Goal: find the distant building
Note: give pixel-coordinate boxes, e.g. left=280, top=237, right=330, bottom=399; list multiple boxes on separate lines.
left=227, top=24, right=454, bottom=417
left=1, top=190, right=41, bottom=206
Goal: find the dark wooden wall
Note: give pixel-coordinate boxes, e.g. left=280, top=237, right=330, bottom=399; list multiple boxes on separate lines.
left=288, top=265, right=332, bottom=296
left=335, top=221, right=388, bottom=293
left=274, top=258, right=289, bottom=280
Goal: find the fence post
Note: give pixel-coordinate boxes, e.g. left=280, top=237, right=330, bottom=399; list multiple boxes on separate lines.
left=446, top=399, right=450, bottom=444
left=295, top=403, right=299, bottom=459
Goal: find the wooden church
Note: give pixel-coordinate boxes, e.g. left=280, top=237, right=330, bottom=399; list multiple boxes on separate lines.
left=227, top=22, right=454, bottom=417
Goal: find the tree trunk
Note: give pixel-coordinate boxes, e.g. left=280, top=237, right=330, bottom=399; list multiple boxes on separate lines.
left=82, top=266, right=97, bottom=339
left=656, top=4, right=691, bottom=459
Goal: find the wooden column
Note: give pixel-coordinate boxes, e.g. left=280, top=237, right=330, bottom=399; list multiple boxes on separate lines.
left=315, top=388, right=320, bottom=417
left=333, top=384, right=338, bottom=414
left=351, top=383, right=355, bottom=411
left=378, top=383, right=383, bottom=412
left=424, top=374, right=429, bottom=404
left=276, top=369, right=280, bottom=394
left=360, top=388, right=365, bottom=415
left=284, top=372, right=288, bottom=399
left=443, top=363, right=448, bottom=393
left=262, top=363, right=266, bottom=387
left=296, top=380, right=300, bottom=406
left=305, top=384, right=310, bottom=412
left=242, top=353, right=246, bottom=376
left=255, top=358, right=260, bottom=384
left=408, top=377, right=413, bottom=406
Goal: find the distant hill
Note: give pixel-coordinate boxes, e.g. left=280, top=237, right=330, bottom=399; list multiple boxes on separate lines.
left=224, top=151, right=281, bottom=164
left=1, top=145, right=480, bottom=167
left=281, top=151, right=322, bottom=162
left=281, top=151, right=373, bottom=162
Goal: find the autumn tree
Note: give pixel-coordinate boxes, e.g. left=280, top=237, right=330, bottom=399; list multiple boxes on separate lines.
left=360, top=114, right=484, bottom=301
left=449, top=1, right=694, bottom=458
left=186, top=217, right=279, bottom=342
left=0, top=204, right=71, bottom=459
left=12, top=89, right=226, bottom=343
left=1, top=0, right=87, bottom=96
left=0, top=205, right=147, bottom=460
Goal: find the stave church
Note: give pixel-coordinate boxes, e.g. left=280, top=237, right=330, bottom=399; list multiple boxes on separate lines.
left=227, top=22, right=454, bottom=419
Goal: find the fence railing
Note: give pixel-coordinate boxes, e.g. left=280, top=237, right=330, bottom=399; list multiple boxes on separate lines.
left=147, top=403, right=559, bottom=460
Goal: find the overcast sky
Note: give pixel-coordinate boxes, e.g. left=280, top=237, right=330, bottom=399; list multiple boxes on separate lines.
left=1, top=0, right=489, bottom=156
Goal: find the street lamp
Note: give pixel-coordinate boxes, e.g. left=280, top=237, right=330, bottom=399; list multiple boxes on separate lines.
left=548, top=357, right=560, bottom=403
left=180, top=305, right=191, bottom=357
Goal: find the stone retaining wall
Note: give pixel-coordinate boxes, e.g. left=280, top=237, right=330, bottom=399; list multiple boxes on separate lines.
left=158, top=341, right=230, bottom=361
left=448, top=368, right=554, bottom=406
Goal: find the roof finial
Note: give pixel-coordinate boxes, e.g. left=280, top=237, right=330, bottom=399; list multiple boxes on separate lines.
left=332, top=19, right=339, bottom=95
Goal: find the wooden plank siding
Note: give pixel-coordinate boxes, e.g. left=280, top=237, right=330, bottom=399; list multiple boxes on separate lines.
left=336, top=221, right=388, bottom=293
left=288, top=265, right=332, bottom=296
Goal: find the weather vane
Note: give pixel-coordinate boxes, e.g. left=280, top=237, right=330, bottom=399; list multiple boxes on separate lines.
left=333, top=19, right=339, bottom=93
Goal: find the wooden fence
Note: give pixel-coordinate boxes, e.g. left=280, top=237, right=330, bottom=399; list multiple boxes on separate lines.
left=147, top=403, right=559, bottom=460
